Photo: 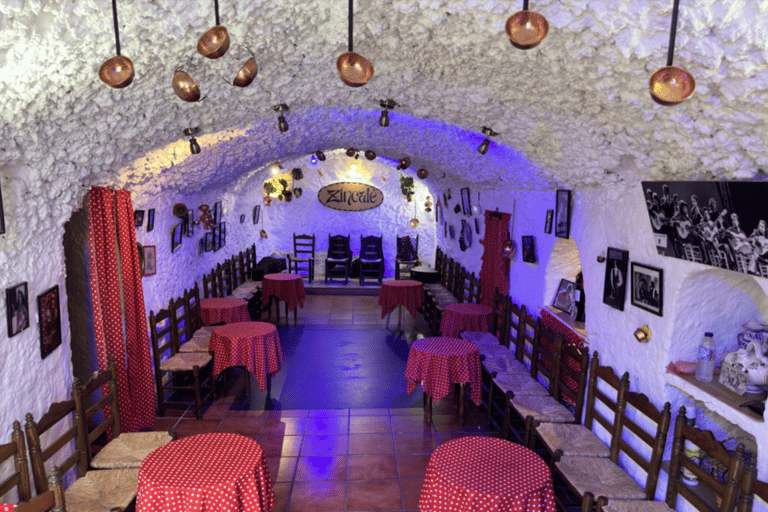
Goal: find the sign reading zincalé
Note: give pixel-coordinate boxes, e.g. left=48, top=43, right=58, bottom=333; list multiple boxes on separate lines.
left=317, top=182, right=384, bottom=212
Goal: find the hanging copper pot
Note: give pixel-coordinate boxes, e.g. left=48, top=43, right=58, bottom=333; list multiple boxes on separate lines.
left=649, top=66, right=695, bottom=105
left=315, top=150, right=326, bottom=161
left=198, top=25, right=230, bottom=59
left=410, top=218, right=420, bottom=228
left=260, top=229, right=268, bottom=239
left=173, top=203, right=189, bottom=218
left=417, top=168, right=429, bottom=179
left=99, top=55, right=135, bottom=89
left=365, top=150, right=377, bottom=160
left=337, top=52, right=374, bottom=87
left=505, top=10, right=549, bottom=50
left=233, top=58, right=258, bottom=87
left=346, top=148, right=358, bottom=157
left=172, top=71, right=201, bottom=102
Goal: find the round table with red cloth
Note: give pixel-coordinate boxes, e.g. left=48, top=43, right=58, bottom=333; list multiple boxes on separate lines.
left=137, top=433, right=274, bottom=512
left=419, top=436, right=556, bottom=512
left=200, top=297, right=250, bottom=325
left=440, top=302, right=493, bottom=338
left=0, top=504, right=15, bottom=511
left=378, top=279, right=424, bottom=319
left=210, top=322, right=283, bottom=390
left=261, top=273, right=306, bottom=312
left=404, top=337, right=482, bottom=405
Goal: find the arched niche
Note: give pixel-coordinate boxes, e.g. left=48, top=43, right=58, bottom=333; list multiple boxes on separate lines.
left=543, top=237, right=582, bottom=309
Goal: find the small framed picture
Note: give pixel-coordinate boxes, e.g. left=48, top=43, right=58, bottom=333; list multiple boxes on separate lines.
left=171, top=222, right=183, bottom=253
left=436, top=201, right=443, bottom=224
left=522, top=236, right=536, bottom=263
left=38, top=285, right=62, bottom=359
left=553, top=279, right=578, bottom=317
left=213, top=225, right=221, bottom=252
left=544, top=209, right=554, bottom=234
left=252, top=205, right=261, bottom=224
left=631, top=262, right=664, bottom=316
left=0, top=184, right=6, bottom=235
left=134, top=210, right=145, bottom=227
left=240, top=214, right=245, bottom=224
left=603, top=247, right=629, bottom=311
left=6, top=282, right=29, bottom=338
left=220, top=222, right=227, bottom=247
left=186, top=209, right=195, bottom=237
left=555, top=190, right=571, bottom=239
left=204, top=231, right=214, bottom=252
left=146, top=209, right=155, bottom=232
left=461, top=187, right=472, bottom=216
left=213, top=201, right=222, bottom=224
left=144, top=245, right=156, bottom=276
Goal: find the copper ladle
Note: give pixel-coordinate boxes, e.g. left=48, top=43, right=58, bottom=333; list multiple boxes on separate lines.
left=99, top=0, right=134, bottom=88
left=649, top=0, right=695, bottom=105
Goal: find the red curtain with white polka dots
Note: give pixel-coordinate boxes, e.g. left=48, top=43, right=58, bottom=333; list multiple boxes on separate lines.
left=88, top=187, right=155, bottom=432
left=479, top=210, right=511, bottom=307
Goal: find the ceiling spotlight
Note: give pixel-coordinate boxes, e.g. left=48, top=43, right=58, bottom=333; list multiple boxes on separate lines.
left=477, top=126, right=499, bottom=155
left=365, top=150, right=377, bottom=160
left=378, top=99, right=397, bottom=127
left=274, top=104, right=289, bottom=133
left=183, top=127, right=201, bottom=155
left=197, top=0, right=230, bottom=59
left=505, top=0, right=549, bottom=50
left=397, top=157, right=411, bottom=170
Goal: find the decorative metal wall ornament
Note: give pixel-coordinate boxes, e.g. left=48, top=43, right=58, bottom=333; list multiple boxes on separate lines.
left=477, top=126, right=499, bottom=155
left=172, top=70, right=201, bottom=102
left=233, top=57, right=258, bottom=87
left=197, top=0, right=230, bottom=59
left=649, top=0, right=695, bottom=105
left=378, top=99, right=397, bottom=127
left=337, top=0, right=374, bottom=87
left=505, top=0, right=549, bottom=50
left=98, top=0, right=134, bottom=88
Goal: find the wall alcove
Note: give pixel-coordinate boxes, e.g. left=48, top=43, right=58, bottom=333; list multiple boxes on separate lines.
left=543, top=238, right=583, bottom=316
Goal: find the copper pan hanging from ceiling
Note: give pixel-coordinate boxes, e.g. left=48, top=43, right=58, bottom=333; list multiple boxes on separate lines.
left=337, top=0, right=374, bottom=87
left=172, top=70, right=201, bottom=102
left=649, top=0, right=695, bottom=105
left=198, top=0, right=230, bottom=59
left=98, top=0, right=134, bottom=88
left=233, top=58, right=258, bottom=87
left=505, top=0, right=548, bottom=50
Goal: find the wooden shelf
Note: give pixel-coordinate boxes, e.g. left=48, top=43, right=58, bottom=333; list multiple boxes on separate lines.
left=666, top=373, right=764, bottom=424
left=544, top=305, right=586, bottom=338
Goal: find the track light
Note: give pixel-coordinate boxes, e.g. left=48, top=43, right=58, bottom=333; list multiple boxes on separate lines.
left=273, top=104, right=289, bottom=133
left=378, top=99, right=397, bottom=127
left=183, top=127, right=201, bottom=155
left=477, top=126, right=499, bottom=155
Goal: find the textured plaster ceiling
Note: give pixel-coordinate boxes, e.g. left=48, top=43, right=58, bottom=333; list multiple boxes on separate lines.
left=1, top=0, right=767, bottom=195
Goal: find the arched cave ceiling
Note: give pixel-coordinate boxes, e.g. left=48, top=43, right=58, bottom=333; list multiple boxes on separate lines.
left=1, top=0, right=767, bottom=196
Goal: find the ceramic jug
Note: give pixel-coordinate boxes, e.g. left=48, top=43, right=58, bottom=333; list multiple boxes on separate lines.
left=722, top=342, right=768, bottom=393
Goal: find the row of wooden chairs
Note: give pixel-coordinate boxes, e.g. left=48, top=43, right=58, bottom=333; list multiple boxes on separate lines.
left=1, top=357, right=175, bottom=511
left=422, top=246, right=482, bottom=332
left=202, top=244, right=257, bottom=298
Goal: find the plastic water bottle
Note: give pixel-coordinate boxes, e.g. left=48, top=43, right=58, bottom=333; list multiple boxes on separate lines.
left=695, top=332, right=716, bottom=382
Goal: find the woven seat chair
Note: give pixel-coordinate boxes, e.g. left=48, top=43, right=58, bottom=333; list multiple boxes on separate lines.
left=233, top=252, right=247, bottom=286
left=325, top=234, right=352, bottom=284
left=178, top=284, right=212, bottom=353
left=289, top=233, right=316, bottom=283
left=76, top=356, right=176, bottom=470
left=12, top=468, right=64, bottom=512
left=202, top=269, right=217, bottom=298
left=395, top=235, right=419, bottom=279
left=1, top=421, right=31, bottom=505
left=25, top=389, right=139, bottom=512
left=359, top=234, right=384, bottom=285
left=216, top=261, right=233, bottom=297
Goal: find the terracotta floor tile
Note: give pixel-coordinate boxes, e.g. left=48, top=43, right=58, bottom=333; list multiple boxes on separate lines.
left=391, top=415, right=432, bottom=433
left=348, top=454, right=399, bottom=480
left=350, top=408, right=390, bottom=416
left=153, top=418, right=179, bottom=432
left=301, top=434, right=349, bottom=456
left=393, top=432, right=440, bottom=454
left=257, top=435, right=304, bottom=457
left=348, top=433, right=395, bottom=454
left=349, top=416, right=392, bottom=434
left=202, top=401, right=232, bottom=420
left=397, top=453, right=433, bottom=480
left=295, top=455, right=348, bottom=481
left=217, top=417, right=264, bottom=436
left=400, top=479, right=425, bottom=510
left=346, top=480, right=402, bottom=511
left=271, top=482, right=292, bottom=512
left=265, top=456, right=298, bottom=482
left=268, top=409, right=310, bottom=419
left=226, top=409, right=270, bottom=418
left=287, top=481, right=346, bottom=512
left=305, top=416, right=349, bottom=435
left=261, top=417, right=307, bottom=436
left=173, top=419, right=221, bottom=438
left=389, top=407, right=425, bottom=416
left=308, top=408, right=350, bottom=417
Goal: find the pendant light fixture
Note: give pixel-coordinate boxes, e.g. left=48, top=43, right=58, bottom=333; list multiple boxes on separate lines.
left=98, top=0, right=134, bottom=88
left=378, top=99, right=397, bottom=127
left=649, top=0, right=695, bottom=105
left=505, top=0, right=549, bottom=50
left=198, top=0, right=230, bottom=59
left=172, top=69, right=201, bottom=102
left=337, top=0, right=374, bottom=87
left=274, top=104, right=289, bottom=133
left=410, top=200, right=420, bottom=228
left=477, top=126, right=499, bottom=155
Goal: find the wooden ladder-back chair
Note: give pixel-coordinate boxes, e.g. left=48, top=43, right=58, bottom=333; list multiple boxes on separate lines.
left=217, top=261, right=234, bottom=297
left=519, top=311, right=540, bottom=375
left=243, top=249, right=252, bottom=275
left=202, top=269, right=217, bottom=298
left=0, top=421, right=32, bottom=505
left=489, top=289, right=507, bottom=343
left=289, top=233, right=316, bottom=283
left=77, top=356, right=175, bottom=470
left=452, top=265, right=466, bottom=301
left=552, top=390, right=672, bottom=508
left=25, top=384, right=139, bottom=511
left=737, top=456, right=767, bottom=512
left=13, top=467, right=64, bottom=512
left=435, top=246, right=444, bottom=271
left=395, top=234, right=420, bottom=279
left=326, top=234, right=352, bottom=284
left=149, top=307, right=214, bottom=420
left=247, top=244, right=257, bottom=274
left=466, top=273, right=482, bottom=303
left=506, top=299, right=527, bottom=358
left=534, top=352, right=629, bottom=462
left=233, top=252, right=247, bottom=286
left=359, top=235, right=384, bottom=285
left=441, top=258, right=453, bottom=289
left=179, top=285, right=213, bottom=353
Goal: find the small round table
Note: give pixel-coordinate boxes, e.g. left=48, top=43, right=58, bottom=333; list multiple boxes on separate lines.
left=404, top=337, right=481, bottom=423
left=210, top=322, right=283, bottom=390
left=419, top=436, right=556, bottom=512
left=440, top=302, right=492, bottom=338
left=378, top=279, right=424, bottom=330
left=261, top=273, right=306, bottom=324
left=136, top=433, right=274, bottom=512
left=200, top=297, right=250, bottom=325
left=410, top=265, right=441, bottom=284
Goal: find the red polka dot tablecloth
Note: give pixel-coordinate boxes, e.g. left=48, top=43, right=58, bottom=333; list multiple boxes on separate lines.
left=137, top=433, right=275, bottom=512
left=440, top=303, right=492, bottom=338
left=0, top=504, right=16, bottom=511
left=261, top=273, right=306, bottom=312
left=404, top=337, right=482, bottom=405
left=540, top=308, right=586, bottom=404
left=200, top=298, right=250, bottom=325
left=378, top=279, right=424, bottom=319
left=210, top=322, right=283, bottom=390
left=419, top=436, right=556, bottom=512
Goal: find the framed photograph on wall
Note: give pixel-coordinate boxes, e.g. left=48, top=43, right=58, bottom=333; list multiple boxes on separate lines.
left=213, top=201, right=222, bottom=224
left=143, top=245, right=156, bottom=276
left=240, top=214, right=245, bottom=224
left=555, top=190, right=571, bottom=239
left=213, top=224, right=221, bottom=252
left=6, top=282, right=29, bottom=338
left=631, top=262, right=664, bottom=316
left=521, top=236, right=536, bottom=263
left=220, top=222, right=227, bottom=247
left=146, top=209, right=155, bottom=232
left=603, top=247, right=629, bottom=311
left=461, top=187, right=472, bottom=216
left=0, top=184, right=6, bottom=235
left=171, top=222, right=183, bottom=252
left=552, top=279, right=577, bottom=316
left=544, top=209, right=553, bottom=234
left=134, top=210, right=145, bottom=227
left=37, top=285, right=62, bottom=359
left=186, top=209, right=194, bottom=237
left=204, top=231, right=214, bottom=252
left=252, top=205, right=261, bottom=224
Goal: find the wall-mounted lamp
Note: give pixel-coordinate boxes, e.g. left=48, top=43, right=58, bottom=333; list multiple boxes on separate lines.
left=273, top=104, right=289, bottom=133
left=478, top=126, right=499, bottom=155
left=634, top=325, right=651, bottom=343
left=502, top=238, right=516, bottom=259
left=378, top=99, right=397, bottom=127
left=183, top=127, right=201, bottom=154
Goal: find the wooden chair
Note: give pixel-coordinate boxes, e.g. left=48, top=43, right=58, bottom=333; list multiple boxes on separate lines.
left=217, top=261, right=233, bottom=297
left=202, top=269, right=217, bottom=298
left=0, top=421, right=31, bottom=505
left=13, top=467, right=64, bottom=512
left=506, top=299, right=527, bottom=359
left=489, top=289, right=508, bottom=343
left=289, top=233, right=315, bottom=282
left=325, top=234, right=351, bottom=284
left=465, top=273, right=482, bottom=303
left=233, top=253, right=247, bottom=286
left=552, top=390, right=671, bottom=508
left=359, top=235, right=384, bottom=285
left=395, top=235, right=419, bottom=279
left=737, top=456, right=766, bottom=512
left=25, top=386, right=139, bottom=511
left=435, top=246, right=444, bottom=272
left=247, top=244, right=257, bottom=273
left=77, top=356, right=175, bottom=469
left=452, top=265, right=466, bottom=301
left=179, top=284, right=212, bottom=353
left=149, top=307, right=214, bottom=419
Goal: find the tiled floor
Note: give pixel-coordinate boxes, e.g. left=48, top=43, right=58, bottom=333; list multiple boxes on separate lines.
left=157, top=294, right=500, bottom=512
